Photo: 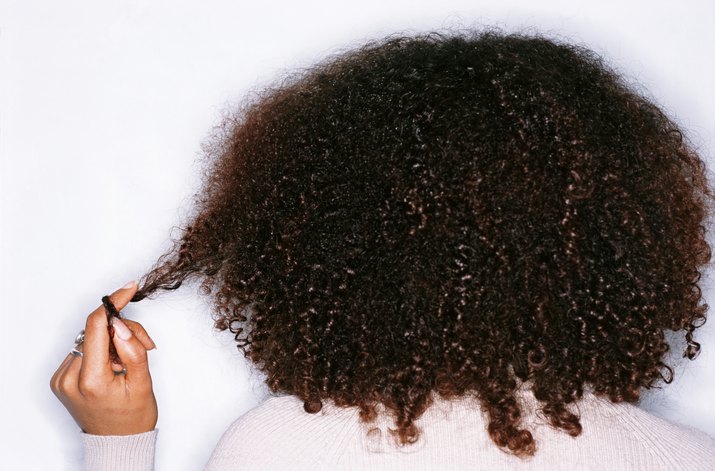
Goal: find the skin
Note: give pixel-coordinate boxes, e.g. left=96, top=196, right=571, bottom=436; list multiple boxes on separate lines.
left=50, top=281, right=158, bottom=435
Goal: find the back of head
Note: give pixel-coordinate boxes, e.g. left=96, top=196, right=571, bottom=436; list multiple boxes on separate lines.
left=133, top=30, right=715, bottom=457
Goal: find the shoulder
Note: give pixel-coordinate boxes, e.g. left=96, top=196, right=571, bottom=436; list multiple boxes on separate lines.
left=577, top=393, right=715, bottom=468
left=204, top=395, right=360, bottom=471
left=220, top=395, right=306, bottom=437
left=217, top=394, right=358, bottom=439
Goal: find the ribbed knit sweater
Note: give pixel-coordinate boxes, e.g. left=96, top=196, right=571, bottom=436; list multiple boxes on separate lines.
left=81, top=388, right=715, bottom=470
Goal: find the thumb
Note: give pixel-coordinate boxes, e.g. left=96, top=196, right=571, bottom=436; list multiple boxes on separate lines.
left=111, top=317, right=150, bottom=383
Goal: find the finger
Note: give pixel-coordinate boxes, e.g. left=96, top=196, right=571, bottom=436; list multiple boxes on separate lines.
left=80, top=281, right=139, bottom=384
left=111, top=361, right=126, bottom=374
left=111, top=317, right=151, bottom=388
left=122, top=319, right=157, bottom=350
left=80, top=305, right=112, bottom=383
left=50, top=351, right=78, bottom=394
left=61, top=346, right=84, bottom=395
left=53, top=343, right=83, bottom=397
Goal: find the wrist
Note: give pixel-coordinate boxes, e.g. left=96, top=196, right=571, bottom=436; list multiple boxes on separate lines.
left=81, top=429, right=158, bottom=471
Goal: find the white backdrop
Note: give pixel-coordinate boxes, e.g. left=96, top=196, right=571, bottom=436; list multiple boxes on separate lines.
left=1, top=1, right=714, bottom=469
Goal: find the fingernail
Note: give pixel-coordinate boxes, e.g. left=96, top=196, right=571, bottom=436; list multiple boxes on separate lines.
left=111, top=317, right=133, bottom=340
left=121, top=280, right=137, bottom=290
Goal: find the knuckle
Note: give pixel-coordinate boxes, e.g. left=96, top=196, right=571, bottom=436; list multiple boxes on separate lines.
left=49, top=374, right=59, bottom=393
left=78, top=377, right=103, bottom=397
left=50, top=368, right=65, bottom=391
left=87, top=309, right=107, bottom=328
left=123, top=319, right=146, bottom=335
left=127, top=351, right=148, bottom=366
left=58, top=374, right=76, bottom=394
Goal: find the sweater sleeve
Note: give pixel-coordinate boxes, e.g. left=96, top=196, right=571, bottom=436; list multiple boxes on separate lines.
left=81, top=429, right=158, bottom=471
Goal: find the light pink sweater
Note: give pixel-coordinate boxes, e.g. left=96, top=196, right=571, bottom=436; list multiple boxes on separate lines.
left=81, top=388, right=715, bottom=470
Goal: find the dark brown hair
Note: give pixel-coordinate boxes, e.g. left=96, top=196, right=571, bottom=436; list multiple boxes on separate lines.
left=131, top=30, right=714, bottom=456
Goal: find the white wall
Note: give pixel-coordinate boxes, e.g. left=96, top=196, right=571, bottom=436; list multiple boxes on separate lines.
left=1, top=0, right=713, bottom=469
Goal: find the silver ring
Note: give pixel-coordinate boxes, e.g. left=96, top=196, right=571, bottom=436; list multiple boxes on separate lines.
left=70, top=347, right=83, bottom=358
left=74, top=330, right=85, bottom=345
left=114, top=368, right=127, bottom=376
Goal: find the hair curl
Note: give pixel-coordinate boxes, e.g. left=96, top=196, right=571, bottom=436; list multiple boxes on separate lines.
left=131, top=29, right=715, bottom=457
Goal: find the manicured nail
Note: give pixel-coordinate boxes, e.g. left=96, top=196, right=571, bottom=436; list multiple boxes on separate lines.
left=121, top=280, right=137, bottom=290
left=111, top=317, right=133, bottom=340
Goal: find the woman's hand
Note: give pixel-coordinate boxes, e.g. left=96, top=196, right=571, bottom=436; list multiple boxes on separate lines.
left=50, top=281, right=158, bottom=435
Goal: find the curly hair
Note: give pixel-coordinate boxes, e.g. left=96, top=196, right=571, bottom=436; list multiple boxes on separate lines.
left=130, top=29, right=715, bottom=457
